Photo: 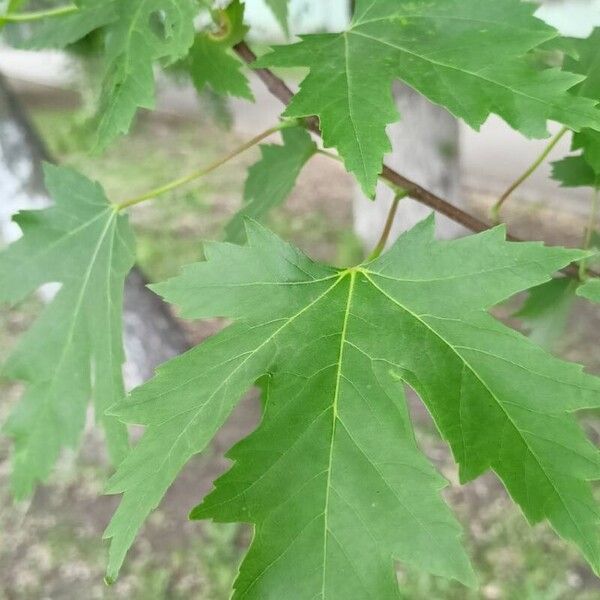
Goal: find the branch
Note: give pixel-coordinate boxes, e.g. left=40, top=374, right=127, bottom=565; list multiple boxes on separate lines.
left=233, top=41, right=599, bottom=280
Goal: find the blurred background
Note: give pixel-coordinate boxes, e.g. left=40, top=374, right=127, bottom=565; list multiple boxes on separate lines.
left=1, top=1, right=600, bottom=598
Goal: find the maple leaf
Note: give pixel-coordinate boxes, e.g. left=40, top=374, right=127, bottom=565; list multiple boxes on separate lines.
left=552, top=154, right=600, bottom=188
left=188, top=0, right=252, bottom=100
left=0, top=165, right=135, bottom=500
left=553, top=29, right=600, bottom=189
left=225, top=126, right=317, bottom=243
left=513, top=277, right=578, bottom=350
left=256, top=0, right=600, bottom=196
left=553, top=128, right=600, bottom=189
left=14, top=0, right=117, bottom=50
left=94, top=0, right=198, bottom=150
left=105, top=218, right=600, bottom=592
left=579, top=279, right=600, bottom=303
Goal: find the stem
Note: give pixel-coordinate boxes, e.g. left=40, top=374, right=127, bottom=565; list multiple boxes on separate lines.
left=367, top=191, right=407, bottom=261
left=116, top=123, right=290, bottom=211
left=1, top=4, right=77, bottom=22
left=491, top=126, right=569, bottom=223
left=579, top=188, right=599, bottom=280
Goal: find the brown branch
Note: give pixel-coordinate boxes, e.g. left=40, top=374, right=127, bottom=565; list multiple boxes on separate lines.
left=233, top=41, right=598, bottom=280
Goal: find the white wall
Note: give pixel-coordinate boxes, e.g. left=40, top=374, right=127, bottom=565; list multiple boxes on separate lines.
left=244, top=0, right=350, bottom=41
left=536, top=0, right=600, bottom=36
left=243, top=0, right=600, bottom=40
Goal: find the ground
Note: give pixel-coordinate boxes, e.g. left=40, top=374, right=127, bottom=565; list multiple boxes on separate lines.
left=1, top=99, right=600, bottom=599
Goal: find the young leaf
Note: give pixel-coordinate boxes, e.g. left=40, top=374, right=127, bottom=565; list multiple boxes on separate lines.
left=256, top=0, right=600, bottom=196
left=265, top=0, right=289, bottom=35
left=106, top=218, right=600, bottom=591
left=578, top=279, right=600, bottom=303
left=0, top=165, right=135, bottom=500
left=513, top=278, right=578, bottom=349
left=14, top=0, right=117, bottom=50
left=94, top=0, right=198, bottom=150
left=225, top=126, right=317, bottom=243
left=187, top=0, right=252, bottom=100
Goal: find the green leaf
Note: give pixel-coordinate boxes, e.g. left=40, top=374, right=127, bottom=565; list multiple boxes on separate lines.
left=552, top=155, right=599, bottom=188
left=106, top=219, right=600, bottom=591
left=578, top=278, right=600, bottom=303
left=94, top=0, right=198, bottom=150
left=565, top=29, right=600, bottom=103
left=514, top=278, right=578, bottom=349
left=0, top=165, right=135, bottom=500
left=553, top=29, right=600, bottom=189
left=555, top=129, right=600, bottom=189
left=225, top=126, right=317, bottom=243
left=576, top=130, right=600, bottom=173
left=256, top=0, right=600, bottom=196
left=14, top=0, right=117, bottom=50
left=188, top=0, right=252, bottom=100
left=265, top=0, right=289, bottom=35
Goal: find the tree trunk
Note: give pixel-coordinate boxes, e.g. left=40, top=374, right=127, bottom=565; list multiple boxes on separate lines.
left=353, top=84, right=465, bottom=251
left=0, top=72, right=189, bottom=389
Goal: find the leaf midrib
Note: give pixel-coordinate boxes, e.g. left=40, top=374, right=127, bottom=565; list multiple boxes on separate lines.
left=321, top=270, right=355, bottom=599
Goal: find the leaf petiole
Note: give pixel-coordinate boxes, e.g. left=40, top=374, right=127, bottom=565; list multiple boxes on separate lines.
left=491, top=126, right=569, bottom=223
left=367, top=190, right=408, bottom=261
left=115, top=121, right=297, bottom=211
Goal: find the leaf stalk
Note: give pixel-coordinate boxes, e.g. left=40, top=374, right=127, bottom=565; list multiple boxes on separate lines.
left=116, top=122, right=295, bottom=211
left=491, top=126, right=569, bottom=223
left=367, top=190, right=408, bottom=261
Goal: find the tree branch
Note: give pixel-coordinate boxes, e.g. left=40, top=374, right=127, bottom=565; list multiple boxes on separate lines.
left=233, top=41, right=599, bottom=280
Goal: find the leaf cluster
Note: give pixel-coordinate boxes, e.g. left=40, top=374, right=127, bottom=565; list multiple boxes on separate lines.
left=2, top=1, right=600, bottom=597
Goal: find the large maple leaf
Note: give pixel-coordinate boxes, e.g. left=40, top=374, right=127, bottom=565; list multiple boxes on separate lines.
left=105, top=219, right=600, bottom=594
left=257, top=0, right=600, bottom=195
left=0, top=165, right=135, bottom=499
